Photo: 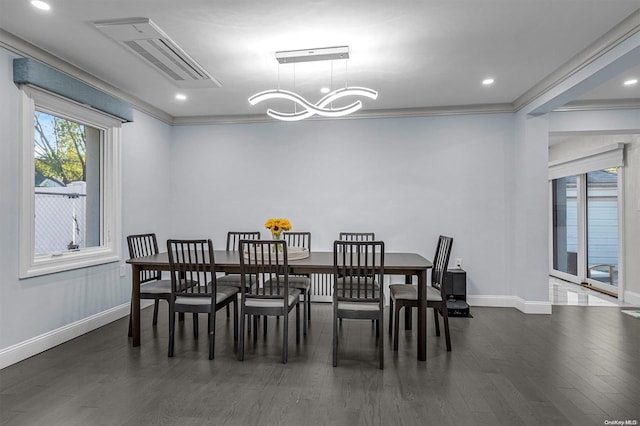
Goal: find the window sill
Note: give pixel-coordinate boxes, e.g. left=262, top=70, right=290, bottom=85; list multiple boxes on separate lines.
left=20, top=248, right=120, bottom=279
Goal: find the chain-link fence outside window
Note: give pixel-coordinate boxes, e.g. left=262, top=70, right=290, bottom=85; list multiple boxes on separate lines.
left=34, top=189, right=87, bottom=255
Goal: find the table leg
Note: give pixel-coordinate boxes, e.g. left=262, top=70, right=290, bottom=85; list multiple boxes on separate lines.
left=417, top=269, right=426, bottom=361
left=404, top=274, right=412, bottom=330
left=132, top=265, right=141, bottom=347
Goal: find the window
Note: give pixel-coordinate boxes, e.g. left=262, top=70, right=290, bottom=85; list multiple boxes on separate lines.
left=20, top=86, right=121, bottom=278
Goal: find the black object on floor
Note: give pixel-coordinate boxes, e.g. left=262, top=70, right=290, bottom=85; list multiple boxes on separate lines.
left=443, top=268, right=472, bottom=317
left=446, top=299, right=472, bottom=317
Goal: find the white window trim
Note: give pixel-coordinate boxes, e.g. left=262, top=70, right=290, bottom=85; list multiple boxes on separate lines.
left=19, top=86, right=122, bottom=278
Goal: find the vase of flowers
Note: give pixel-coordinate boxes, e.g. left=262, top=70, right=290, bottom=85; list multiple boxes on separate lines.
left=264, top=218, right=291, bottom=251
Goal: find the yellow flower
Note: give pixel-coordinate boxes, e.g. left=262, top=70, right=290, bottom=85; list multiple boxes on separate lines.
left=265, top=217, right=292, bottom=232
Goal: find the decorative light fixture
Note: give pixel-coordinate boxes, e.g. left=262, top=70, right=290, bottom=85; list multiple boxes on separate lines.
left=249, top=46, right=377, bottom=121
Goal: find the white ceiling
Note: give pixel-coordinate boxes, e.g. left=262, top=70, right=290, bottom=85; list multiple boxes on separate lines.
left=1, top=0, right=639, bottom=122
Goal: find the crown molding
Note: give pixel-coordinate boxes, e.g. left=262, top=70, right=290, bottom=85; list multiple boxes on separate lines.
left=0, top=28, right=173, bottom=125
left=513, top=8, right=640, bottom=112
left=555, top=98, right=640, bottom=112
left=172, top=103, right=515, bottom=126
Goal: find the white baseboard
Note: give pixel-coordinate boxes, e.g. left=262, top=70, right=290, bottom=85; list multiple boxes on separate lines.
left=622, top=289, right=640, bottom=306
left=467, top=295, right=552, bottom=314
left=0, top=301, right=151, bottom=370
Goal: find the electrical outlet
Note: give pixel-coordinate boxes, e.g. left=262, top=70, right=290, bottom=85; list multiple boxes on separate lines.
left=119, top=264, right=126, bottom=277
left=455, top=258, right=462, bottom=269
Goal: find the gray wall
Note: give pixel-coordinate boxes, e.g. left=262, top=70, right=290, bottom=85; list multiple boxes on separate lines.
left=168, top=114, right=514, bottom=300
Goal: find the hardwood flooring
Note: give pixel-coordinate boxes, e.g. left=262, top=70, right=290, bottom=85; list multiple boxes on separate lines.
left=1, top=304, right=638, bottom=425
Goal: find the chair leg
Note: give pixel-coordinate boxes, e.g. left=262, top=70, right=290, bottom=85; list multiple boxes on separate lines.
left=193, top=313, right=199, bottom=339
left=433, top=307, right=440, bottom=336
left=283, top=313, right=289, bottom=364
left=296, top=303, right=300, bottom=344
left=152, top=299, right=160, bottom=325
left=238, top=311, right=245, bottom=361
left=302, top=291, right=307, bottom=336
left=168, top=310, right=175, bottom=357
left=263, top=315, right=268, bottom=337
left=332, top=310, right=338, bottom=367
left=379, top=314, right=384, bottom=370
left=404, top=305, right=412, bottom=330
left=307, top=290, right=312, bottom=321
left=253, top=316, right=258, bottom=342
left=388, top=297, right=394, bottom=336
left=208, top=312, right=215, bottom=360
left=442, top=306, right=452, bottom=351
left=393, top=303, right=401, bottom=351
left=233, top=300, right=238, bottom=342
left=128, top=303, right=133, bottom=337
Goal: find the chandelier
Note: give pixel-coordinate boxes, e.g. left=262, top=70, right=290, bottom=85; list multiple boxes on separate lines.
left=249, top=46, right=377, bottom=121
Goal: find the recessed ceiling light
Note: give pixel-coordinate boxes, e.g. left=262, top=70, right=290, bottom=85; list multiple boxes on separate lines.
left=623, top=79, right=638, bottom=86
left=320, top=87, right=330, bottom=94
left=30, top=0, right=50, bottom=10
left=175, top=94, right=187, bottom=101
left=482, top=78, right=495, bottom=86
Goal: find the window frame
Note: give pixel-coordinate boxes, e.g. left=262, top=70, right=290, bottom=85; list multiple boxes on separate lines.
left=19, top=86, right=122, bottom=278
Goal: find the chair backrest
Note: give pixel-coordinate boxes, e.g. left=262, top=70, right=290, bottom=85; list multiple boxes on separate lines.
left=339, top=232, right=375, bottom=242
left=127, top=233, right=162, bottom=283
left=167, top=239, right=217, bottom=297
left=283, top=231, right=311, bottom=250
left=431, top=236, right=454, bottom=294
left=239, top=239, right=290, bottom=298
left=333, top=240, right=384, bottom=302
left=226, top=231, right=261, bottom=251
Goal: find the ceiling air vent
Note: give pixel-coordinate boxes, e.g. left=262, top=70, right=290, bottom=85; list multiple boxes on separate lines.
left=93, top=17, right=221, bottom=88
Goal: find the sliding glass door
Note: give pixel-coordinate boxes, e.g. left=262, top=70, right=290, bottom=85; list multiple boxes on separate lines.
left=552, top=175, right=578, bottom=277
left=586, top=169, right=619, bottom=289
left=550, top=168, right=620, bottom=294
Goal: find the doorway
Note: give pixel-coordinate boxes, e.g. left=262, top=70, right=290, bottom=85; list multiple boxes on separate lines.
left=549, top=143, right=624, bottom=296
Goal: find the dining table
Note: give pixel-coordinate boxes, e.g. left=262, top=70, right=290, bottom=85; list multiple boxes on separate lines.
left=126, top=250, right=433, bottom=361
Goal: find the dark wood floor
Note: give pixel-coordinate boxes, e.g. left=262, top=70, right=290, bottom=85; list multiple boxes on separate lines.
left=1, top=304, right=638, bottom=426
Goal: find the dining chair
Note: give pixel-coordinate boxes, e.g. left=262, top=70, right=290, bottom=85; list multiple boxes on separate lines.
left=282, top=231, right=312, bottom=331
left=166, top=239, right=239, bottom=360
left=339, top=232, right=375, bottom=242
left=217, top=231, right=261, bottom=286
left=338, top=232, right=379, bottom=325
left=217, top=231, right=261, bottom=318
left=389, top=235, right=453, bottom=351
left=332, top=240, right=385, bottom=369
left=238, top=239, right=301, bottom=364
left=126, top=233, right=172, bottom=337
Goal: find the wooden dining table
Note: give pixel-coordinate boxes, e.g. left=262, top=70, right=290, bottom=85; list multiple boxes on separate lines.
left=126, top=250, right=433, bottom=361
